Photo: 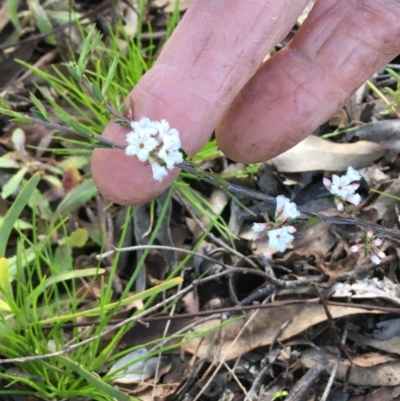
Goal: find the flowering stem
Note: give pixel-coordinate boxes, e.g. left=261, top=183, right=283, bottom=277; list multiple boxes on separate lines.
left=22, top=115, right=400, bottom=240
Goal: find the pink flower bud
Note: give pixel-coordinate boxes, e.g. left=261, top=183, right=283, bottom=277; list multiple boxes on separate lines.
left=350, top=244, right=363, bottom=253
left=252, top=223, right=268, bottom=233
left=334, top=198, right=344, bottom=212
left=323, top=177, right=332, bottom=190
left=373, top=249, right=386, bottom=259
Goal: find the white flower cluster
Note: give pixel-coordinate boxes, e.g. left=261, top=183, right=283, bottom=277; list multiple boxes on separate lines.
left=323, top=166, right=362, bottom=211
left=252, top=195, right=300, bottom=253
left=350, top=230, right=386, bottom=265
left=125, top=117, right=183, bottom=182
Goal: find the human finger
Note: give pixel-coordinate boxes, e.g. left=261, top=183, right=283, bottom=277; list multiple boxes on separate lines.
left=216, top=0, right=400, bottom=163
left=91, top=0, right=310, bottom=205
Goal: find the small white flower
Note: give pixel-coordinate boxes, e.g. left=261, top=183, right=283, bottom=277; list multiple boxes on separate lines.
left=150, top=160, right=168, bottom=182
left=350, top=230, right=386, bottom=265
left=370, top=254, right=382, bottom=265
left=345, top=193, right=362, bottom=206
left=345, top=166, right=362, bottom=182
left=130, top=117, right=158, bottom=135
left=157, top=119, right=180, bottom=140
left=323, top=166, right=362, bottom=209
left=275, top=195, right=300, bottom=222
left=329, top=176, right=358, bottom=200
left=158, top=133, right=183, bottom=169
left=252, top=222, right=269, bottom=232
left=125, top=117, right=184, bottom=182
left=268, top=226, right=296, bottom=253
left=125, top=131, right=159, bottom=162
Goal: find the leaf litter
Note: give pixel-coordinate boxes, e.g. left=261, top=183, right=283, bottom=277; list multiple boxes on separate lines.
left=2, top=1, right=400, bottom=401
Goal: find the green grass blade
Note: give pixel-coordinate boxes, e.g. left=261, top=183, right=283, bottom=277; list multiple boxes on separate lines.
left=0, top=174, right=40, bottom=257
left=55, top=355, right=132, bottom=401
left=39, top=277, right=183, bottom=324
left=50, top=179, right=98, bottom=226
left=28, top=268, right=105, bottom=303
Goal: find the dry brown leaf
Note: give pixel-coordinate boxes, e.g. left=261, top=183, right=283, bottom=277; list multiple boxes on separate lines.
left=348, top=332, right=400, bottom=356
left=301, top=346, right=400, bottom=386
left=352, top=353, right=397, bottom=368
left=365, top=176, right=400, bottom=222
left=313, top=250, right=359, bottom=287
left=135, top=384, right=179, bottom=401
left=182, top=303, right=382, bottom=361
left=359, top=166, right=390, bottom=187
left=292, top=221, right=337, bottom=255
left=348, top=120, right=400, bottom=155
left=0, top=0, right=10, bottom=32
left=271, top=136, right=387, bottom=173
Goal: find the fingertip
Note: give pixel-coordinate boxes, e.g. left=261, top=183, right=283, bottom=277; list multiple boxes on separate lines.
left=91, top=122, right=177, bottom=206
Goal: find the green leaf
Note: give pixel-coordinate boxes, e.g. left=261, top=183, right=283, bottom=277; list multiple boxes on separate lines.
left=0, top=157, right=20, bottom=169
left=85, top=140, right=113, bottom=149
left=51, top=178, right=98, bottom=225
left=8, top=0, right=20, bottom=31
left=0, top=216, right=32, bottom=230
left=30, top=109, right=48, bottom=121
left=29, top=268, right=105, bottom=303
left=55, top=111, right=93, bottom=137
left=40, top=277, right=183, bottom=324
left=10, top=115, right=33, bottom=125
left=77, top=25, right=98, bottom=73
left=0, top=107, right=23, bottom=118
left=118, top=104, right=126, bottom=115
left=114, top=118, right=131, bottom=128
left=42, top=174, right=63, bottom=189
left=65, top=62, right=81, bottom=81
left=28, top=0, right=55, bottom=44
left=102, top=54, right=120, bottom=95
left=56, top=355, right=130, bottom=401
left=0, top=258, right=13, bottom=299
left=0, top=298, right=12, bottom=312
left=11, top=128, right=26, bottom=155
left=68, top=227, right=88, bottom=247
left=0, top=174, right=40, bottom=258
left=53, top=244, right=73, bottom=273
left=209, top=169, right=229, bottom=187
left=2, top=167, right=28, bottom=199
left=91, top=82, right=105, bottom=103
left=30, top=92, right=49, bottom=121
left=307, top=216, right=322, bottom=225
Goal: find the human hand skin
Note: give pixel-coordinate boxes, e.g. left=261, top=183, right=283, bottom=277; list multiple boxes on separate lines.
left=91, top=0, right=400, bottom=206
